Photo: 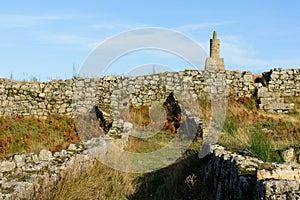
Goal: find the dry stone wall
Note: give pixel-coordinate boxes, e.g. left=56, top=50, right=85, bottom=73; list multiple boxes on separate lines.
left=1, top=68, right=299, bottom=118
left=257, top=68, right=300, bottom=113
left=0, top=135, right=115, bottom=199
left=200, top=145, right=300, bottom=200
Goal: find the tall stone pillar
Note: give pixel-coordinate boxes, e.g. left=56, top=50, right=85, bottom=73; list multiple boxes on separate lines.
left=205, top=31, right=225, bottom=70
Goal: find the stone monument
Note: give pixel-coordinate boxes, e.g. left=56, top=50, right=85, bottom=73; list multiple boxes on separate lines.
left=205, top=31, right=225, bottom=70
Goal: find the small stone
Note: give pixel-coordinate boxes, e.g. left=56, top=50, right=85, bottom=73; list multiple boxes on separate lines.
left=38, top=149, right=52, bottom=161
left=38, top=93, right=45, bottom=98
left=58, top=107, right=66, bottom=113
left=123, top=122, right=133, bottom=131
left=65, top=90, right=73, bottom=96
left=32, top=154, right=39, bottom=162
left=68, top=144, right=82, bottom=151
left=14, top=154, right=26, bottom=167
left=0, top=161, right=16, bottom=172
left=282, top=148, right=296, bottom=163
left=53, top=152, right=61, bottom=157
left=15, top=182, right=34, bottom=199
left=243, top=74, right=253, bottom=82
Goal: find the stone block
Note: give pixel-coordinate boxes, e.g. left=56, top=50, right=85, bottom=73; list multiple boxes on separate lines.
left=0, top=161, right=16, bottom=172
left=38, top=149, right=52, bottom=161
left=14, top=155, right=26, bottom=168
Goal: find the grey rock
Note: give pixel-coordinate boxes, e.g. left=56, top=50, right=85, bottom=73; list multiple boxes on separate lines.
left=38, top=149, right=52, bottom=161
left=14, top=154, right=26, bottom=168
left=282, top=148, right=296, bottom=163
left=68, top=143, right=83, bottom=152
left=0, top=161, right=16, bottom=172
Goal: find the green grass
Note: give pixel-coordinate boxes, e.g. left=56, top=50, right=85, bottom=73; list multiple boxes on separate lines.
left=249, top=128, right=282, bottom=162
left=125, top=131, right=175, bottom=153
left=222, top=117, right=239, bottom=136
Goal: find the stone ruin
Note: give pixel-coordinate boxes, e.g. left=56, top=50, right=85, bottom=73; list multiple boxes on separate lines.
left=0, top=31, right=299, bottom=199
left=0, top=68, right=299, bottom=199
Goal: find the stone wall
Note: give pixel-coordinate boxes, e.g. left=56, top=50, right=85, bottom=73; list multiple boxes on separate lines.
left=0, top=143, right=96, bottom=199
left=200, top=145, right=300, bottom=200
left=1, top=68, right=299, bottom=118
left=257, top=68, right=300, bottom=113
left=0, top=135, right=113, bottom=199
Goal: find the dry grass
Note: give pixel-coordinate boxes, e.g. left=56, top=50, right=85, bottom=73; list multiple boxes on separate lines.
left=0, top=115, right=79, bottom=159
left=218, top=97, right=300, bottom=162
left=52, top=138, right=205, bottom=200
left=129, top=104, right=151, bottom=126
left=198, top=96, right=212, bottom=122
left=125, top=131, right=175, bottom=153
left=53, top=161, right=139, bottom=200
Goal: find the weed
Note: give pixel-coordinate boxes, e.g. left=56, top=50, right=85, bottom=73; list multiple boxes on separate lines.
left=125, top=131, right=174, bottom=153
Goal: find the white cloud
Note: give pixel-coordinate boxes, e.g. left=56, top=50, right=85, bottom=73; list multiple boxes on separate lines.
left=90, top=23, right=146, bottom=30
left=175, top=21, right=237, bottom=32
left=0, top=15, right=85, bottom=28
left=36, top=33, right=101, bottom=50
left=220, top=35, right=300, bottom=72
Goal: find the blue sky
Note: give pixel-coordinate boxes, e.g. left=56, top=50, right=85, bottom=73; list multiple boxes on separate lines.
left=0, top=1, right=300, bottom=80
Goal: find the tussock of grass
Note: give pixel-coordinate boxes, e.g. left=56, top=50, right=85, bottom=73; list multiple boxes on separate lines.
left=198, top=96, right=212, bottom=122
left=222, top=117, right=239, bottom=136
left=250, top=128, right=282, bottom=162
left=129, top=104, right=151, bottom=126
left=53, top=161, right=138, bottom=200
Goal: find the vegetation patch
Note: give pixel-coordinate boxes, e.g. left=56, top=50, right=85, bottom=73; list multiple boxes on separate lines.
left=0, top=115, right=79, bottom=159
left=219, top=97, right=300, bottom=162
left=125, top=131, right=175, bottom=153
left=0, top=94, right=299, bottom=198
left=53, top=138, right=208, bottom=200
